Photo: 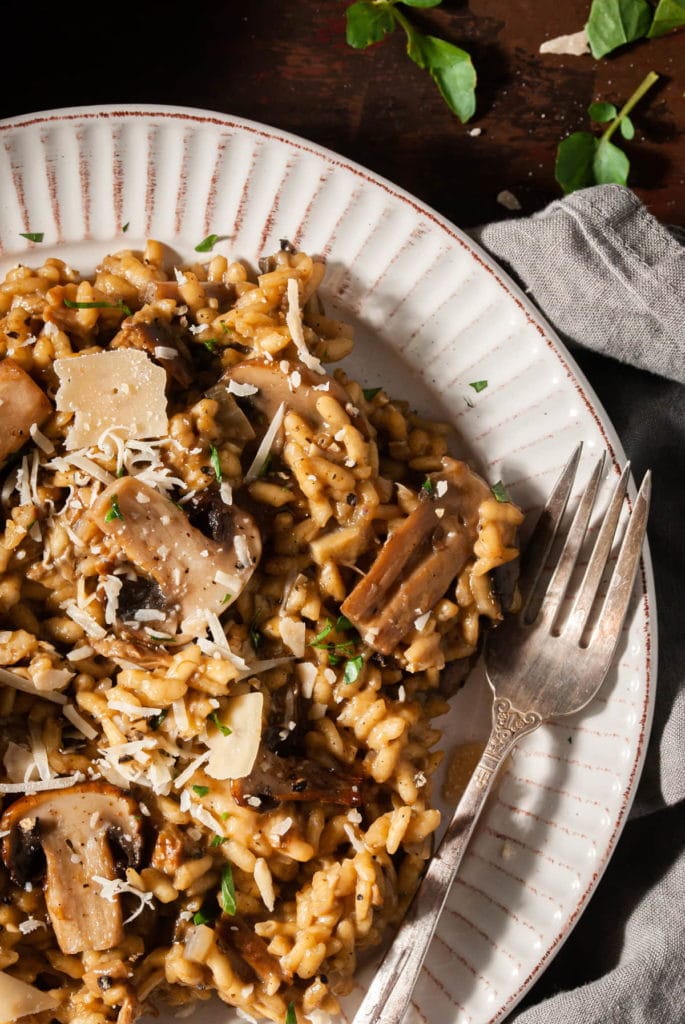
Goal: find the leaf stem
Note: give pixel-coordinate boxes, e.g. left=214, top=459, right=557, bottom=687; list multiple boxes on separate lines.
left=601, top=71, right=659, bottom=143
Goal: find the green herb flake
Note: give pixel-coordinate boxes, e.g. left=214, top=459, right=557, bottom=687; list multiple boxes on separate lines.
left=585, top=0, right=653, bottom=58
left=221, top=592, right=233, bottom=605
left=122, top=221, right=130, bottom=233
left=311, top=620, right=335, bottom=647
left=285, top=1003, right=297, bottom=1024
left=468, top=380, right=488, bottom=393
left=491, top=480, right=511, bottom=504
left=192, top=902, right=218, bottom=926
left=104, top=496, right=124, bottom=522
left=149, top=708, right=169, bottom=731
left=195, top=233, right=228, bottom=253
left=192, top=785, right=210, bottom=797
left=63, top=298, right=132, bottom=316
left=249, top=624, right=263, bottom=651
left=343, top=655, right=364, bottom=684
left=421, top=477, right=435, bottom=495
left=19, top=231, right=44, bottom=243
left=362, top=387, right=382, bottom=401
left=203, top=338, right=217, bottom=352
left=220, top=863, right=237, bottom=915
left=210, top=835, right=228, bottom=848
left=647, top=0, right=685, bottom=37
left=210, top=712, right=232, bottom=737
left=209, top=445, right=223, bottom=482
left=335, top=615, right=354, bottom=632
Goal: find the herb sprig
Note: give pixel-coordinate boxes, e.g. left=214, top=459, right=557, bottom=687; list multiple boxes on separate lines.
left=345, top=0, right=477, bottom=123
left=555, top=71, right=659, bottom=194
left=585, top=0, right=685, bottom=57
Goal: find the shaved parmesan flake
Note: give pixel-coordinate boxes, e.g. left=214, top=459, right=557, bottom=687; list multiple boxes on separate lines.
left=279, top=616, right=306, bottom=658
left=0, top=772, right=84, bottom=794
left=108, top=700, right=163, bottom=719
left=271, top=816, right=293, bottom=838
left=173, top=750, right=210, bottom=790
left=54, top=350, right=168, bottom=450
left=244, top=401, right=285, bottom=483
left=227, top=379, right=259, bottom=397
left=296, top=662, right=318, bottom=699
left=18, top=918, right=47, bottom=935
left=539, top=28, right=589, bottom=55
left=254, top=857, right=275, bottom=912
left=29, top=422, right=54, bottom=454
left=66, top=645, right=94, bottom=662
left=0, top=666, right=67, bottom=704
left=0, top=970, right=58, bottom=1019
left=172, top=698, right=189, bottom=733
left=92, top=874, right=154, bottom=923
left=286, top=277, right=324, bottom=374
left=68, top=454, right=116, bottom=487
left=435, top=480, right=448, bottom=498
left=154, top=346, right=178, bottom=360
left=414, top=611, right=430, bottom=631
left=3, top=742, right=36, bottom=783
left=64, top=603, right=107, bottom=639
left=206, top=691, right=264, bottom=780
left=63, top=704, right=98, bottom=740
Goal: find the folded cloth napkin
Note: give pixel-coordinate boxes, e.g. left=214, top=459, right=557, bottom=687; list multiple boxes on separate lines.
left=472, top=184, right=685, bottom=1024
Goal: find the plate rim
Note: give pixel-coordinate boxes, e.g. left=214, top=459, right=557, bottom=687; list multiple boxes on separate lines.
left=0, top=101, right=659, bottom=1023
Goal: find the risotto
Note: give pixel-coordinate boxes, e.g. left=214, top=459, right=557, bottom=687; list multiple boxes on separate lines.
left=0, top=240, right=523, bottom=1024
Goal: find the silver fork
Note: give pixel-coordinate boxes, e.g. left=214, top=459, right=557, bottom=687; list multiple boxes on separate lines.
left=352, top=444, right=651, bottom=1024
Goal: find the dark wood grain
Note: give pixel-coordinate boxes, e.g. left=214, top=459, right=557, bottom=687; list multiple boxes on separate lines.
left=1, top=1, right=682, bottom=229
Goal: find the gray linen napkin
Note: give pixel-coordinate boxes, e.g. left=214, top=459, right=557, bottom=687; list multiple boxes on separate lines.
left=472, top=184, right=685, bottom=1024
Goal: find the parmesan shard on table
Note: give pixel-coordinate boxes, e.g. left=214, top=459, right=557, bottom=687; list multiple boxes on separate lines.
left=54, top=349, right=168, bottom=449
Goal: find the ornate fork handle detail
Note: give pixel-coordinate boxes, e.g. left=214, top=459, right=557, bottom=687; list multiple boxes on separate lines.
left=352, top=697, right=542, bottom=1024
left=474, top=698, right=542, bottom=787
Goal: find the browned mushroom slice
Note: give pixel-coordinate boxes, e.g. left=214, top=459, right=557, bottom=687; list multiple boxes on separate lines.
left=0, top=358, right=52, bottom=464
left=110, top=319, right=193, bottom=389
left=224, top=357, right=371, bottom=450
left=87, top=478, right=261, bottom=635
left=0, top=782, right=145, bottom=954
left=232, top=745, right=362, bottom=809
left=216, top=915, right=287, bottom=988
left=341, top=457, right=495, bottom=654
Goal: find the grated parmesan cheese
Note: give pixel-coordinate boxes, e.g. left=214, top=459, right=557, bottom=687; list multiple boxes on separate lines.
left=286, top=278, right=324, bottom=374
left=92, top=874, right=154, bottom=923
left=244, top=402, right=286, bottom=483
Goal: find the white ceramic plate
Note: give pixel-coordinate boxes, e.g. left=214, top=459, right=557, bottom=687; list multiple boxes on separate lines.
left=0, top=105, right=656, bottom=1024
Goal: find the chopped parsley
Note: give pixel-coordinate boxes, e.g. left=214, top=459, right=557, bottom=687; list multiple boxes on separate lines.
left=149, top=708, right=169, bottom=731
left=311, top=621, right=335, bottom=647
left=19, top=231, right=44, bottom=243
left=336, top=615, right=354, bottom=632
left=210, top=712, right=232, bottom=737
left=311, top=618, right=357, bottom=665
left=343, top=655, right=364, bottom=684
left=122, top=221, right=130, bottom=233
left=195, top=233, right=229, bottom=253
left=221, top=592, right=233, bottom=605
left=210, top=835, right=228, bottom=847
left=192, top=901, right=219, bottom=926
left=362, top=387, right=381, bottom=401
left=192, top=785, right=210, bottom=797
left=491, top=480, right=511, bottom=503
left=210, top=445, right=223, bottom=482
left=220, top=863, right=237, bottom=915
left=203, top=338, right=217, bottom=352
left=469, top=380, right=488, bottom=393
left=63, top=298, right=132, bottom=316
left=249, top=623, right=263, bottom=651
left=421, top=478, right=435, bottom=495
left=104, top=496, right=124, bottom=522
left=285, top=1003, right=297, bottom=1024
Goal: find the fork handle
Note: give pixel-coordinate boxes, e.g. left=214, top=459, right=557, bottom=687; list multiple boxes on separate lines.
left=352, top=697, right=542, bottom=1024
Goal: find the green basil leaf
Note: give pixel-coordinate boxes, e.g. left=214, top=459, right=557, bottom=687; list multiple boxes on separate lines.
left=345, top=0, right=395, bottom=48
left=343, top=655, right=364, bottom=684
left=220, top=863, right=237, bottom=915
left=588, top=101, right=618, bottom=122
left=19, top=231, right=44, bottom=243
left=593, top=138, right=630, bottom=186
left=285, top=1003, right=297, bottom=1024
left=619, top=115, right=635, bottom=140
left=585, top=0, right=652, bottom=58
left=647, top=0, right=685, bottom=37
left=410, top=33, right=477, bottom=123
left=555, top=131, right=598, bottom=195
left=468, top=380, right=488, bottom=393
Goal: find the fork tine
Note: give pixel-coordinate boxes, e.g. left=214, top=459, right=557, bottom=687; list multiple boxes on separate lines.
left=533, top=453, right=606, bottom=628
left=591, top=470, right=651, bottom=661
left=564, top=462, right=631, bottom=643
left=519, top=443, right=582, bottom=614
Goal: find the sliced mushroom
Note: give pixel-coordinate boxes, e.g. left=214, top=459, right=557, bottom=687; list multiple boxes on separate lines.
left=341, top=457, right=498, bottom=654
left=86, top=478, right=261, bottom=635
left=224, top=357, right=371, bottom=451
left=202, top=382, right=255, bottom=442
left=232, top=744, right=362, bottom=810
left=110, top=319, right=194, bottom=390
left=216, top=915, right=287, bottom=988
left=0, top=358, right=52, bottom=464
left=0, top=782, right=144, bottom=954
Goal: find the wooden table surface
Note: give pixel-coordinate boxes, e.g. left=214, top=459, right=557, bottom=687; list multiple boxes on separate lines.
left=1, top=0, right=682, bottom=229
